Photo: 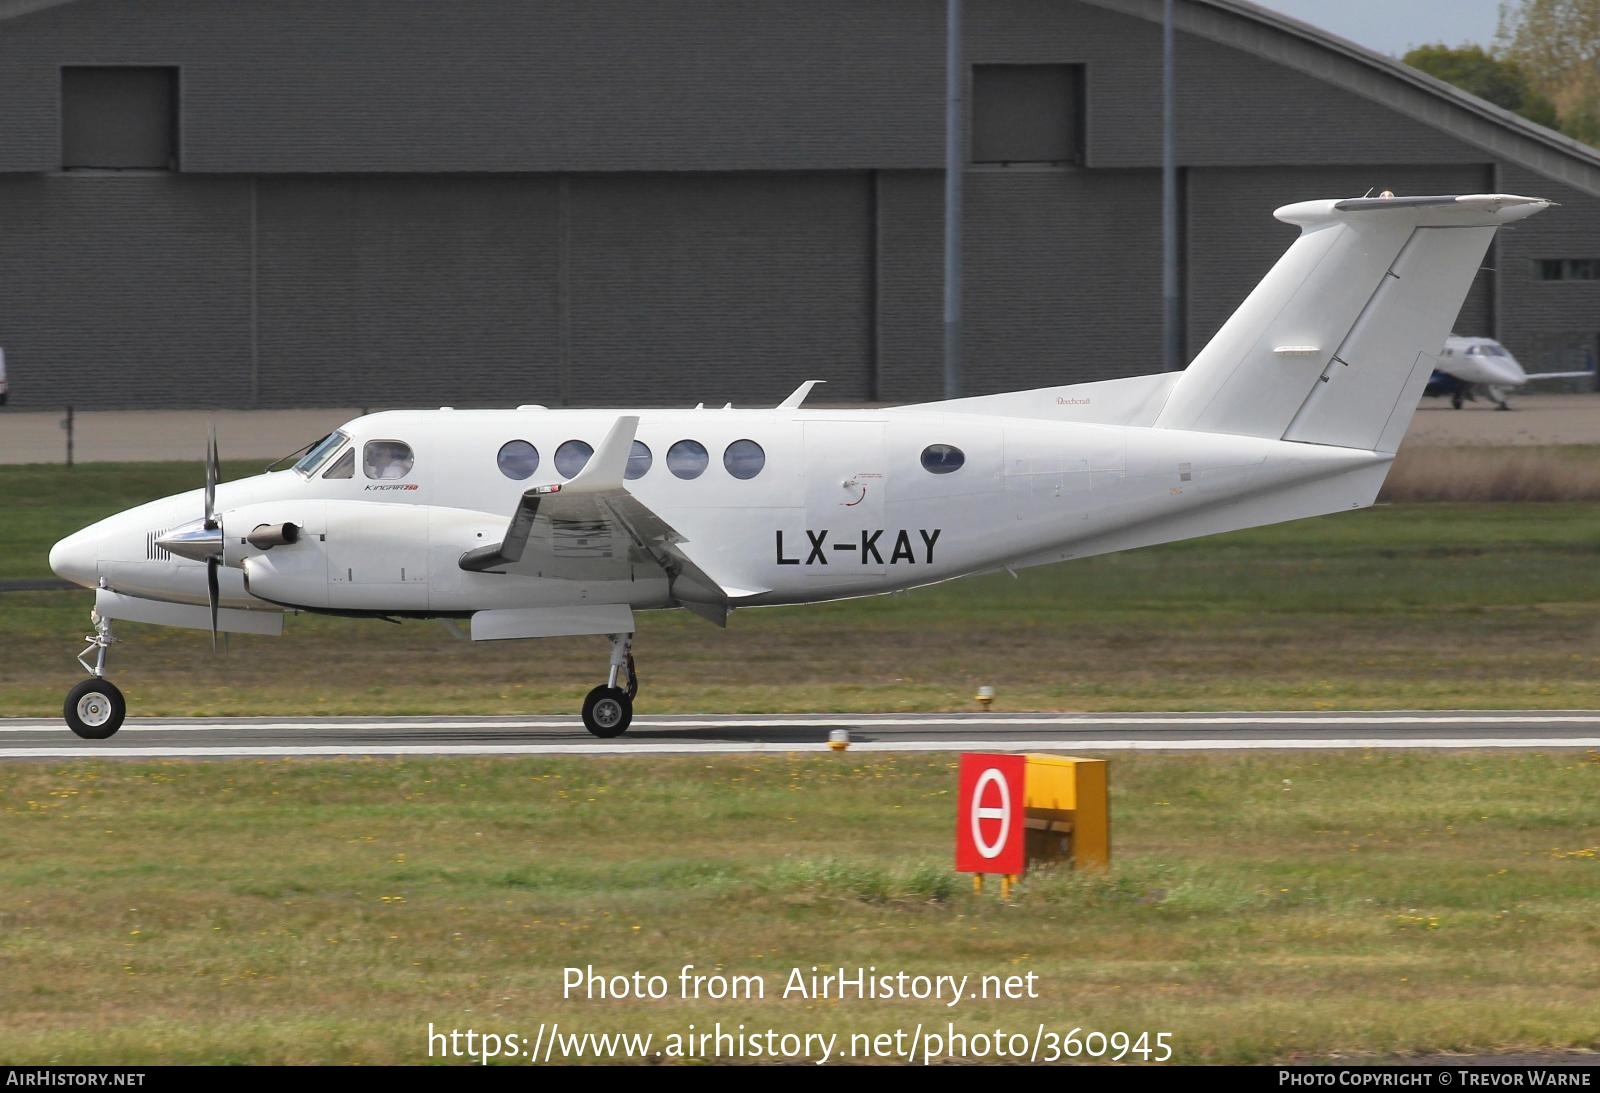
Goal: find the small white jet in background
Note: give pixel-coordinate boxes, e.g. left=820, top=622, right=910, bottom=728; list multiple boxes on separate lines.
left=50, top=193, right=1550, bottom=740
left=1426, top=334, right=1595, bottom=410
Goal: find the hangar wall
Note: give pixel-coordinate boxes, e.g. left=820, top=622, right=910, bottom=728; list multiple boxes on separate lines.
left=0, top=0, right=1592, bottom=411
left=1495, top=163, right=1600, bottom=375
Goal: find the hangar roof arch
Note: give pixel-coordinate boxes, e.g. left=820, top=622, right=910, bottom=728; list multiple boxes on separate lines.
left=1087, top=0, right=1600, bottom=198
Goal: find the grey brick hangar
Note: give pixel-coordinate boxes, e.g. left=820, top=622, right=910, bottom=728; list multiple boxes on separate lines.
left=2, top=0, right=1599, bottom=411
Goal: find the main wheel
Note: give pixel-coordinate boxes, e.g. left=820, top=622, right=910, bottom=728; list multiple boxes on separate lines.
left=1451, top=390, right=1464, bottom=409
left=64, top=678, right=126, bottom=740
left=581, top=685, right=632, bottom=738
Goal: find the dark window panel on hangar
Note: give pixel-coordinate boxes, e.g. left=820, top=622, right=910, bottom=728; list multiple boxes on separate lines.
left=1536, top=258, right=1600, bottom=281
left=971, top=64, right=1085, bottom=166
left=62, top=66, right=179, bottom=171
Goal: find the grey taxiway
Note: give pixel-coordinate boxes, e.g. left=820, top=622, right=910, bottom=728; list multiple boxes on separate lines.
left=2, top=711, right=1598, bottom=759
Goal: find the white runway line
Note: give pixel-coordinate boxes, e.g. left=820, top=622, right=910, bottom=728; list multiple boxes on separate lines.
left=2, top=713, right=1598, bottom=734
left=7, top=738, right=1600, bottom=758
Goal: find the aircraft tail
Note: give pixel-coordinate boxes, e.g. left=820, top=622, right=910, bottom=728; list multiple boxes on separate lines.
left=1153, top=194, right=1551, bottom=453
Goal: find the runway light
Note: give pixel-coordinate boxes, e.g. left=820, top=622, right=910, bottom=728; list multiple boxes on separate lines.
left=975, top=685, right=995, bottom=710
left=828, top=729, right=850, bottom=752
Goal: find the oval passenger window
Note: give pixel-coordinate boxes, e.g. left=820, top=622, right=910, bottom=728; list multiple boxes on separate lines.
left=920, top=443, right=965, bottom=474
left=722, top=439, right=765, bottom=480
left=497, top=440, right=540, bottom=480
left=667, top=440, right=709, bottom=480
left=554, top=440, right=593, bottom=479
left=625, top=440, right=653, bottom=481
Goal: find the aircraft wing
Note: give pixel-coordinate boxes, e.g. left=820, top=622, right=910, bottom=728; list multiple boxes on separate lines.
left=460, top=416, right=755, bottom=625
left=1523, top=370, right=1596, bottom=381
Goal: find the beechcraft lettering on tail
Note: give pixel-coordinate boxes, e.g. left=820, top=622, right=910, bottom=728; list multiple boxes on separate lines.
left=48, top=193, right=1551, bottom=739
left=775, top=529, right=941, bottom=566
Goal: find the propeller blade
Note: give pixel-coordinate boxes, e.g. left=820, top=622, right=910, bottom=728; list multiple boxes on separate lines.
left=206, top=556, right=221, bottom=654
left=204, top=427, right=220, bottom=530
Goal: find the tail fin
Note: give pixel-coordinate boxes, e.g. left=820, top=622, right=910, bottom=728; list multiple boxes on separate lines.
left=1154, top=194, right=1550, bottom=453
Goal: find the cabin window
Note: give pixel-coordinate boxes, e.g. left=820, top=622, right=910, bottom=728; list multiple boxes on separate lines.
left=322, top=448, right=354, bottom=479
left=920, top=443, right=965, bottom=474
left=497, top=440, right=540, bottom=480
left=554, top=439, right=593, bottom=478
left=363, top=440, right=414, bottom=481
left=723, top=439, right=765, bottom=480
left=626, top=440, right=653, bottom=480
left=667, top=439, right=709, bottom=479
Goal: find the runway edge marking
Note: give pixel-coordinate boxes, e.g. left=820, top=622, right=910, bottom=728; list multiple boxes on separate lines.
left=6, top=737, right=1600, bottom=758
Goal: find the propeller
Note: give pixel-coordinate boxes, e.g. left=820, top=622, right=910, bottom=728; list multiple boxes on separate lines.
left=157, top=430, right=227, bottom=651
left=205, top=428, right=221, bottom=652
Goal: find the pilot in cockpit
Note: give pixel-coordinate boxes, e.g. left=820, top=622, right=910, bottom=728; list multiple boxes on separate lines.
left=363, top=440, right=414, bottom=481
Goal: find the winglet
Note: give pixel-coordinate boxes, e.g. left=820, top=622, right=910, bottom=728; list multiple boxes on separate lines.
left=778, top=380, right=826, bottom=409
left=565, top=415, right=639, bottom=493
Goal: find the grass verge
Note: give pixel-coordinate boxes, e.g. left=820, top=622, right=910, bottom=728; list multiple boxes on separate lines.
left=1, top=752, right=1597, bottom=1064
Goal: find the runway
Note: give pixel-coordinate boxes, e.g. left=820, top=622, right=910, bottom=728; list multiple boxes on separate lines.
left=4, top=710, right=1600, bottom=759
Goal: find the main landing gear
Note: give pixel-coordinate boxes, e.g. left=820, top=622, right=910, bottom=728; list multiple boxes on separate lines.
left=581, top=632, right=638, bottom=738
left=64, top=610, right=125, bottom=740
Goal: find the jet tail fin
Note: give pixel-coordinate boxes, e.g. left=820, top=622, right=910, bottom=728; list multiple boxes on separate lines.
left=1154, top=194, right=1550, bottom=453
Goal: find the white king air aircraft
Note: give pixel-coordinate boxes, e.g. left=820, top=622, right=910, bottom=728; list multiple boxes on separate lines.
left=50, top=193, right=1549, bottom=740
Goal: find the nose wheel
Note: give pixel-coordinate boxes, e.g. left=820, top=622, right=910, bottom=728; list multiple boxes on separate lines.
left=581, top=633, right=637, bottom=738
left=65, top=610, right=125, bottom=739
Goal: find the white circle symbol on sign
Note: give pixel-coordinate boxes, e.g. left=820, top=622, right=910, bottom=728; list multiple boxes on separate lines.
left=970, top=767, right=1012, bottom=859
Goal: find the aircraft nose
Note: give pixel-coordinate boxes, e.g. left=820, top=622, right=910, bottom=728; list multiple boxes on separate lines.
left=1489, top=359, right=1528, bottom=387
left=49, top=527, right=100, bottom=589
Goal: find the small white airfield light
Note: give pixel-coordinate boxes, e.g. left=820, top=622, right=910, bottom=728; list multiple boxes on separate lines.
left=975, top=685, right=996, bottom=710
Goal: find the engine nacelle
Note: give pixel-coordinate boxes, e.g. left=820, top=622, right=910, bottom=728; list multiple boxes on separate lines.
left=242, top=500, right=433, bottom=611
left=222, top=501, right=327, bottom=569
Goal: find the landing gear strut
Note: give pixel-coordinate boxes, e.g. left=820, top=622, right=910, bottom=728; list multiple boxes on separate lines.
left=64, top=610, right=125, bottom=740
left=581, top=632, right=636, bottom=738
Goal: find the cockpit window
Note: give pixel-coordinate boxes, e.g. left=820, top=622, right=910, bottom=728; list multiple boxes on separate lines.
left=322, top=448, right=355, bottom=479
left=293, top=431, right=349, bottom=476
left=364, top=440, right=415, bottom=481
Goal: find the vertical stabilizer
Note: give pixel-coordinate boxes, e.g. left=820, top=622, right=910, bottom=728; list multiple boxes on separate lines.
left=1153, top=194, right=1550, bottom=451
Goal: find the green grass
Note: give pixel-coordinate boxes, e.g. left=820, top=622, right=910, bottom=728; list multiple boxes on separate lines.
left=1, top=462, right=1598, bottom=715
left=1, top=753, right=1597, bottom=1064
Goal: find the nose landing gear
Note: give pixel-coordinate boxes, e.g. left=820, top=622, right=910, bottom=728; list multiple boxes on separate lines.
left=580, top=632, right=637, bottom=738
left=64, top=610, right=125, bottom=740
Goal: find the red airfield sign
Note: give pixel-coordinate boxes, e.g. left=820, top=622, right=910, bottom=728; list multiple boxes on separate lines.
left=955, top=753, right=1025, bottom=875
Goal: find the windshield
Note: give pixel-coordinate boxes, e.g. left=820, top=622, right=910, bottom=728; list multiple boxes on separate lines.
left=293, top=431, right=349, bottom=476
